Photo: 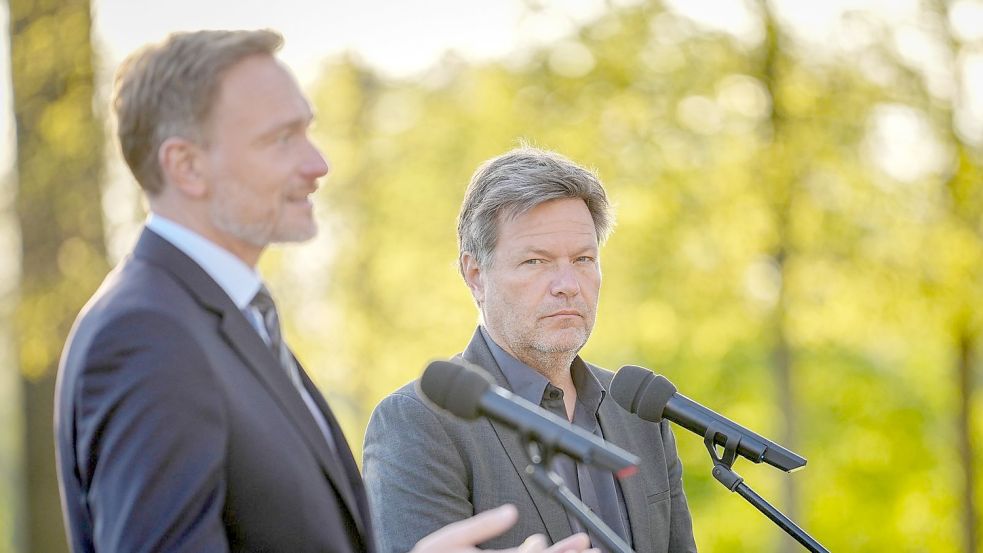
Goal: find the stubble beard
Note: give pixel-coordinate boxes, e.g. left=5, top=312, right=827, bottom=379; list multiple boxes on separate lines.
left=210, top=200, right=275, bottom=248
left=209, top=198, right=318, bottom=248
left=498, top=313, right=594, bottom=381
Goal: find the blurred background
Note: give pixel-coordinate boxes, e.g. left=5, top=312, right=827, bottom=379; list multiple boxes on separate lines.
left=2, top=0, right=982, bottom=551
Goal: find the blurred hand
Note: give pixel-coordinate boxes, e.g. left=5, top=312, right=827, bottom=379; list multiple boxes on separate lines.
left=410, top=504, right=595, bottom=553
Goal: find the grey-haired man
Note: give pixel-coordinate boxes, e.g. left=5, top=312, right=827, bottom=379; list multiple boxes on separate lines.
left=363, top=147, right=698, bottom=553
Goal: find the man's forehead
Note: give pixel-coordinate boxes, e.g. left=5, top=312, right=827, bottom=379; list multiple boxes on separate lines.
left=508, top=224, right=597, bottom=241
left=498, top=200, right=596, bottom=238
left=498, top=220, right=599, bottom=253
left=208, top=55, right=312, bottom=132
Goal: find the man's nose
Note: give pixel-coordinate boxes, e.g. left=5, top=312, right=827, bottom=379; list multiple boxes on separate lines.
left=301, top=139, right=330, bottom=180
left=550, top=264, right=581, bottom=297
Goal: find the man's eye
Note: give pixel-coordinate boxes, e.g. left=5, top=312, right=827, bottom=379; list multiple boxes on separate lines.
left=523, top=259, right=544, bottom=265
left=576, top=256, right=596, bottom=263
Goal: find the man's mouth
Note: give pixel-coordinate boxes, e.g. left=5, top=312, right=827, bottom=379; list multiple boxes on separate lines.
left=544, top=310, right=582, bottom=318
left=286, top=189, right=315, bottom=205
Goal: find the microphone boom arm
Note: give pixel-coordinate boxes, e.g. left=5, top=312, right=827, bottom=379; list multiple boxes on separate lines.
left=703, top=422, right=830, bottom=553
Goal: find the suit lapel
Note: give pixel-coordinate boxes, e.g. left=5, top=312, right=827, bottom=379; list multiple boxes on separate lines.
left=218, top=315, right=362, bottom=522
left=133, top=228, right=365, bottom=538
left=596, top=380, right=651, bottom=553
left=297, top=366, right=372, bottom=541
left=461, top=329, right=573, bottom=543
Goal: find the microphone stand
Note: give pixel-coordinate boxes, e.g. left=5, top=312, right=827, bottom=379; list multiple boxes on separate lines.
left=703, top=422, right=830, bottom=553
left=523, top=440, right=634, bottom=553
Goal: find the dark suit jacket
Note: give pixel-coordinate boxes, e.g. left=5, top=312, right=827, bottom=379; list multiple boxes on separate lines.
left=55, top=228, right=375, bottom=553
left=362, top=328, right=697, bottom=553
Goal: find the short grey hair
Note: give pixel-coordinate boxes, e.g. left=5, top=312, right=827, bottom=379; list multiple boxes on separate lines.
left=457, top=146, right=615, bottom=274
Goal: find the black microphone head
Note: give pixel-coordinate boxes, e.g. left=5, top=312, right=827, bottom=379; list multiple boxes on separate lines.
left=418, top=359, right=493, bottom=420
left=610, top=365, right=678, bottom=422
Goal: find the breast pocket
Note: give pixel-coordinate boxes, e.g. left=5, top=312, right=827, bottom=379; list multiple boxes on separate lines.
left=645, top=488, right=672, bottom=551
left=647, top=489, right=670, bottom=505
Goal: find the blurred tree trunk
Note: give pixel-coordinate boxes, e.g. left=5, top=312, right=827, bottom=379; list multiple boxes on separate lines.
left=929, top=2, right=982, bottom=550
left=7, top=0, right=106, bottom=551
left=955, top=321, right=977, bottom=553
left=757, top=3, right=800, bottom=552
left=943, top=132, right=981, bottom=553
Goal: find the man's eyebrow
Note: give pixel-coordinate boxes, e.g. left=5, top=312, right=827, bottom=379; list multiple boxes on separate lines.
left=521, top=247, right=552, bottom=257
left=519, top=244, right=599, bottom=257
left=256, top=111, right=315, bottom=140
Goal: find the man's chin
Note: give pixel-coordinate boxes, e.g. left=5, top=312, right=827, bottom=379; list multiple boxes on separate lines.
left=534, top=329, right=589, bottom=354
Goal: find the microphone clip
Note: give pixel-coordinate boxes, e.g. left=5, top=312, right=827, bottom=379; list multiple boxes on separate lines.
left=701, top=424, right=831, bottom=552
left=703, top=422, right=744, bottom=491
left=521, top=438, right=635, bottom=553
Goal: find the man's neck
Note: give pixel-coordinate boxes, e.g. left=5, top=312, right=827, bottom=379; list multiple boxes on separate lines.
left=149, top=203, right=263, bottom=267
left=484, top=328, right=577, bottom=387
left=515, top=349, right=579, bottom=421
left=480, top=325, right=583, bottom=418
left=519, top=351, right=574, bottom=385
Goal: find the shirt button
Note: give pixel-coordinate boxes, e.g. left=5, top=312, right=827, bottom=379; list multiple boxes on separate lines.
left=547, top=389, right=562, bottom=401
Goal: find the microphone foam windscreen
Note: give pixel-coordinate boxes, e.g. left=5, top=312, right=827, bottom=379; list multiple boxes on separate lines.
left=610, top=365, right=678, bottom=422
left=419, top=360, right=493, bottom=420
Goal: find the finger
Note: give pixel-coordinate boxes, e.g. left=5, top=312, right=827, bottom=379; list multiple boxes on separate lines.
left=542, top=532, right=592, bottom=553
left=517, top=534, right=547, bottom=553
left=416, top=504, right=519, bottom=550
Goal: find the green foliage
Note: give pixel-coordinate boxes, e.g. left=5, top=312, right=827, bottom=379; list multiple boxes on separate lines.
left=290, top=2, right=982, bottom=551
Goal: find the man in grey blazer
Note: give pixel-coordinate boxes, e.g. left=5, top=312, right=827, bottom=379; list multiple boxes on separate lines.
left=55, top=31, right=589, bottom=553
left=363, top=147, right=698, bottom=553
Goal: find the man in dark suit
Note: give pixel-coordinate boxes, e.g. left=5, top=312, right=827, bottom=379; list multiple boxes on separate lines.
left=55, top=30, right=590, bottom=553
left=363, top=147, right=698, bottom=553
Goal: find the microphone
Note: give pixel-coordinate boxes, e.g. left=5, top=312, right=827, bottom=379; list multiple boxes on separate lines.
left=419, top=359, right=640, bottom=478
left=610, top=365, right=806, bottom=473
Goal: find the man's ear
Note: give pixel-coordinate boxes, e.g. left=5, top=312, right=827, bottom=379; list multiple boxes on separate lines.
left=158, top=136, right=208, bottom=198
left=461, top=252, right=485, bottom=306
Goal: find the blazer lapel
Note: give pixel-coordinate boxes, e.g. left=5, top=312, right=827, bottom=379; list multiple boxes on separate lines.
left=218, top=314, right=361, bottom=521
left=297, top=365, right=372, bottom=541
left=133, top=228, right=364, bottom=534
left=597, top=384, right=651, bottom=553
left=461, top=328, right=574, bottom=543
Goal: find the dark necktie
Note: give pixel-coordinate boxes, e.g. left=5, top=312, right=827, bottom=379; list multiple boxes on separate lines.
left=250, top=286, right=303, bottom=390
left=249, top=286, right=340, bottom=455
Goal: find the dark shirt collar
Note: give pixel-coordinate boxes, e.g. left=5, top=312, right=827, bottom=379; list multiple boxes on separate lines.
left=478, top=326, right=605, bottom=415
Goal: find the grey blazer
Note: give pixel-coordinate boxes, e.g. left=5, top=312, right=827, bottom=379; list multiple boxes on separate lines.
left=363, top=328, right=696, bottom=553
